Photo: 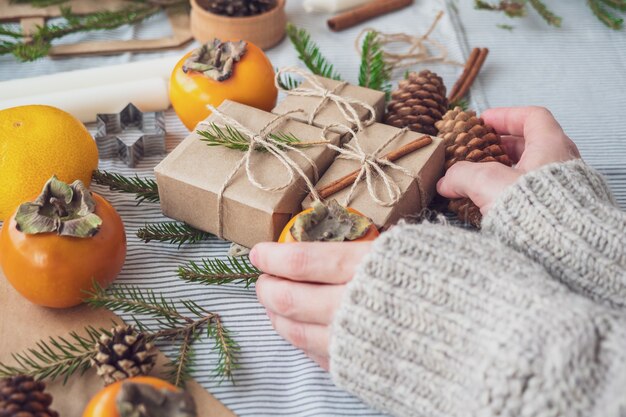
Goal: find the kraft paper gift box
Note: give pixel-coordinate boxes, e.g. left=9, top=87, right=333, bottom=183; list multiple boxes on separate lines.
left=272, top=72, right=386, bottom=134
left=154, top=100, right=341, bottom=248
left=302, top=123, right=445, bottom=229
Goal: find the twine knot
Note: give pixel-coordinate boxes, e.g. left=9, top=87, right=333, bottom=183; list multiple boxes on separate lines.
left=198, top=106, right=323, bottom=238
left=322, top=124, right=414, bottom=207
left=275, top=67, right=376, bottom=132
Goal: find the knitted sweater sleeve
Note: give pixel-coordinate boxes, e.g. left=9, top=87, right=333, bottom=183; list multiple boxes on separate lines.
left=482, top=159, right=626, bottom=310
left=330, top=223, right=626, bottom=417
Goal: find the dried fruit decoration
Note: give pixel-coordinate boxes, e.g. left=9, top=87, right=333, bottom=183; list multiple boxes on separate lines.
left=82, top=376, right=196, bottom=417
left=0, top=176, right=126, bottom=308
left=279, top=200, right=380, bottom=243
left=169, top=39, right=278, bottom=130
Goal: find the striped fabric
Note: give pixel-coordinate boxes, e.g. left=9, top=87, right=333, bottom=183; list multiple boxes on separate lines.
left=0, top=1, right=624, bottom=416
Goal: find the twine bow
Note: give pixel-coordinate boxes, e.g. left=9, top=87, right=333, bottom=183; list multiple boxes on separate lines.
left=322, top=124, right=414, bottom=207
left=198, top=106, right=323, bottom=238
left=275, top=67, right=377, bottom=132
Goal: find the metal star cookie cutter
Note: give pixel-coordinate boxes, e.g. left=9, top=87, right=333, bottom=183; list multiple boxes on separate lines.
left=95, top=103, right=166, bottom=168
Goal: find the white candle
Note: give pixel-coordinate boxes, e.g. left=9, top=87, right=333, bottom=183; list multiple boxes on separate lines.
left=0, top=77, right=170, bottom=123
left=303, top=0, right=373, bottom=13
left=0, top=56, right=179, bottom=100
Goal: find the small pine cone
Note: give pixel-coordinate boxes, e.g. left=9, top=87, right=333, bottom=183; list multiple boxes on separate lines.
left=435, top=107, right=513, bottom=227
left=200, top=0, right=276, bottom=16
left=435, top=106, right=512, bottom=171
left=0, top=375, right=59, bottom=417
left=385, top=70, right=448, bottom=137
left=91, top=325, right=157, bottom=386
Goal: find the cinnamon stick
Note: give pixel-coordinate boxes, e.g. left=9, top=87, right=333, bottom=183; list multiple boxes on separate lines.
left=316, top=135, right=432, bottom=200
left=327, top=0, right=414, bottom=32
left=448, top=47, right=489, bottom=104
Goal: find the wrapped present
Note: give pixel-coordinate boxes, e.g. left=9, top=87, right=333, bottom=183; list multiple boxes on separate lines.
left=302, top=123, right=445, bottom=229
left=272, top=67, right=386, bottom=134
left=154, top=100, right=341, bottom=248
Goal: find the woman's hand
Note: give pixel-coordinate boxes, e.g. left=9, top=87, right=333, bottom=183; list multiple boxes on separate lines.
left=250, top=242, right=373, bottom=370
left=437, top=106, right=580, bottom=214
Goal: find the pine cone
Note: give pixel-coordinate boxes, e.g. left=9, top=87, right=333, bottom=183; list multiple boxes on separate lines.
left=435, top=107, right=513, bottom=227
left=385, top=70, right=448, bottom=137
left=0, top=376, right=59, bottom=417
left=199, top=0, right=276, bottom=16
left=91, top=325, right=157, bottom=386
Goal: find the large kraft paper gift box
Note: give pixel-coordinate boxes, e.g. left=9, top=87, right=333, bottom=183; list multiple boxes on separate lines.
left=155, top=100, right=341, bottom=248
left=303, top=123, right=445, bottom=229
left=272, top=71, right=386, bottom=133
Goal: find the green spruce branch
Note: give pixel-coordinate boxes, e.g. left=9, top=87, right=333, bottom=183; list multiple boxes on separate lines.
left=137, top=222, right=215, bottom=247
left=178, top=257, right=260, bottom=288
left=197, top=123, right=323, bottom=152
left=92, top=170, right=160, bottom=204
left=1, top=1, right=188, bottom=61
left=475, top=0, right=624, bottom=29
left=286, top=23, right=342, bottom=80
left=358, top=30, right=392, bottom=97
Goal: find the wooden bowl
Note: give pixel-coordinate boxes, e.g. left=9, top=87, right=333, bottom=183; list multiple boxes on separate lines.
left=190, top=0, right=287, bottom=50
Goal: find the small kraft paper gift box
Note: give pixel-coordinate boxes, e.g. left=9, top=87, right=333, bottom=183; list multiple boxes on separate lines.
left=154, top=100, right=341, bottom=248
left=302, top=123, right=445, bottom=229
left=272, top=67, right=386, bottom=135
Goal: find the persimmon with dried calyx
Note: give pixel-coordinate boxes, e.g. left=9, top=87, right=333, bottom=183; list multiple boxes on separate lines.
left=170, top=39, right=278, bottom=130
left=0, top=176, right=126, bottom=308
left=278, top=200, right=379, bottom=243
left=82, top=376, right=197, bottom=417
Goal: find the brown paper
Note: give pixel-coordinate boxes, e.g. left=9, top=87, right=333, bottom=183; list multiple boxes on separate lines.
left=154, top=100, right=342, bottom=248
left=0, top=275, right=236, bottom=417
left=272, top=75, right=386, bottom=132
left=303, top=123, right=445, bottom=229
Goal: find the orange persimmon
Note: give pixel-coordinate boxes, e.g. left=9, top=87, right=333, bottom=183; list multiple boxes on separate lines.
left=169, top=40, right=278, bottom=130
left=82, top=377, right=177, bottom=417
left=279, top=206, right=379, bottom=243
left=0, top=177, right=126, bottom=308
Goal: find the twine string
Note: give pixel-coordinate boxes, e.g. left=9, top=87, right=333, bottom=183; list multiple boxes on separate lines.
left=321, top=124, right=414, bottom=207
left=200, top=106, right=324, bottom=238
left=275, top=67, right=377, bottom=131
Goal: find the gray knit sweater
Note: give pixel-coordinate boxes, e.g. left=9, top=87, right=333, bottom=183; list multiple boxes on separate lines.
left=330, top=160, right=626, bottom=417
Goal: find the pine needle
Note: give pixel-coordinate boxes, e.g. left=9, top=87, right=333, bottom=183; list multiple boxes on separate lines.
left=358, top=30, right=392, bottom=96
left=276, top=67, right=302, bottom=90
left=137, top=222, right=215, bottom=247
left=0, top=326, right=108, bottom=384
left=286, top=23, right=342, bottom=80
left=196, top=123, right=314, bottom=152
left=528, top=0, right=562, bottom=27
left=588, top=0, right=624, bottom=28
left=92, top=170, right=160, bottom=204
left=178, top=257, right=260, bottom=288
left=208, top=317, right=240, bottom=381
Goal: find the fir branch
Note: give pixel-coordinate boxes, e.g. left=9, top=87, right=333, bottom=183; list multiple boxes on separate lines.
left=0, top=326, right=107, bottom=384
left=209, top=317, right=239, bottom=381
left=164, top=328, right=198, bottom=387
left=84, top=282, right=191, bottom=329
left=588, top=0, right=624, bottom=28
left=137, top=222, right=215, bottom=247
left=497, top=23, right=515, bottom=30
left=358, top=30, right=392, bottom=96
left=92, top=170, right=160, bottom=204
left=474, top=0, right=527, bottom=18
left=286, top=23, right=342, bottom=80
left=601, top=0, right=626, bottom=11
left=276, top=71, right=302, bottom=90
left=528, top=0, right=562, bottom=26
left=196, top=123, right=323, bottom=152
left=178, top=257, right=261, bottom=288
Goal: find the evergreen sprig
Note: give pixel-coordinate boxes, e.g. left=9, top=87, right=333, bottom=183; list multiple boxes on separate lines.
left=475, top=0, right=624, bottom=29
left=178, top=257, right=261, bottom=288
left=358, top=30, right=392, bottom=96
left=196, top=123, right=316, bottom=152
left=0, top=326, right=107, bottom=384
left=92, top=170, right=160, bottom=204
left=276, top=70, right=302, bottom=90
left=137, top=222, right=215, bottom=247
left=286, top=23, right=342, bottom=80
left=1, top=1, right=189, bottom=61
left=84, top=282, right=239, bottom=384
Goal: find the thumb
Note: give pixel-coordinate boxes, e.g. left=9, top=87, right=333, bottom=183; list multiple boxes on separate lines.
left=437, top=161, right=522, bottom=212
